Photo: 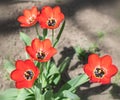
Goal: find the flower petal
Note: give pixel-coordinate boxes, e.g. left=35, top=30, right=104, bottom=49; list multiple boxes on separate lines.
left=100, top=55, right=112, bottom=69
left=26, top=46, right=36, bottom=59
left=106, top=65, right=118, bottom=77
left=43, top=39, right=52, bottom=51
left=32, top=38, right=43, bottom=51
left=15, top=60, right=27, bottom=70
left=24, top=60, right=40, bottom=75
left=43, top=47, right=57, bottom=61
left=10, top=70, right=24, bottom=81
left=83, top=64, right=93, bottom=77
left=88, top=54, right=100, bottom=68
left=100, top=76, right=111, bottom=84
left=15, top=80, right=33, bottom=89
left=23, top=9, right=31, bottom=18
left=31, top=6, right=38, bottom=17
left=41, top=6, right=53, bottom=18
left=17, top=16, right=28, bottom=24
left=90, top=74, right=100, bottom=83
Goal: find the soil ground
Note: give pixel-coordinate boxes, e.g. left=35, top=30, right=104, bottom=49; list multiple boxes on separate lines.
left=0, top=0, right=120, bottom=100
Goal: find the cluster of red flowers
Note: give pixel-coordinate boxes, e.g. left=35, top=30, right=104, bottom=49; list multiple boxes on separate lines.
left=10, top=6, right=118, bottom=89
left=17, top=6, right=64, bottom=29
left=11, top=6, right=64, bottom=89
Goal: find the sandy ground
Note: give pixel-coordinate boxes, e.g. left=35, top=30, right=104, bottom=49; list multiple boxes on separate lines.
left=0, top=0, right=120, bottom=100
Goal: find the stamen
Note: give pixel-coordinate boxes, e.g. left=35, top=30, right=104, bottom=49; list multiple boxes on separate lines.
left=94, top=68, right=105, bottom=78
left=27, top=15, right=36, bottom=24
left=47, top=18, right=56, bottom=26
left=24, top=70, right=34, bottom=80
left=36, top=51, right=45, bottom=60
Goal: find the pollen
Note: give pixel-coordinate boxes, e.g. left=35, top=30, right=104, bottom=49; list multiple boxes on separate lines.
left=36, top=51, right=46, bottom=60
left=94, top=68, right=105, bottom=78
left=24, top=70, right=34, bottom=80
left=47, top=18, right=56, bottom=26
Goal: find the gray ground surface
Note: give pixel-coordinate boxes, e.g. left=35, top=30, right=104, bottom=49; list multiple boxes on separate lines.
left=0, top=0, right=120, bottom=100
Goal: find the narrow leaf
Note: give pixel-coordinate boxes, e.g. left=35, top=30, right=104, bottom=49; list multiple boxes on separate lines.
left=63, top=90, right=80, bottom=100
left=58, top=57, right=70, bottom=73
left=53, top=21, right=65, bottom=47
left=56, top=74, right=89, bottom=96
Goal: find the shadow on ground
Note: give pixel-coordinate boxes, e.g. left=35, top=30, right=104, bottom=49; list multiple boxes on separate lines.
left=0, top=0, right=119, bottom=35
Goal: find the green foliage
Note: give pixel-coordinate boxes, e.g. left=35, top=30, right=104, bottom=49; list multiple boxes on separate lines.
left=20, top=32, right=31, bottom=46
left=4, top=60, right=15, bottom=74
left=53, top=21, right=65, bottom=47
left=0, top=88, right=30, bottom=100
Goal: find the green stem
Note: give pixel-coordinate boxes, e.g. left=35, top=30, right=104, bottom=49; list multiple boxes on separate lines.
left=35, top=25, right=40, bottom=38
left=52, top=29, right=54, bottom=43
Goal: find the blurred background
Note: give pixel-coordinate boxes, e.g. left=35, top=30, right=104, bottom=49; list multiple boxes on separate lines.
left=0, top=0, right=120, bottom=100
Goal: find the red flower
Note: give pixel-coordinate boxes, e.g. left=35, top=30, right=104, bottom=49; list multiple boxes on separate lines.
left=83, top=54, right=118, bottom=84
left=10, top=60, right=40, bottom=89
left=26, top=38, right=57, bottom=62
left=17, top=6, right=39, bottom=27
left=37, top=6, right=64, bottom=29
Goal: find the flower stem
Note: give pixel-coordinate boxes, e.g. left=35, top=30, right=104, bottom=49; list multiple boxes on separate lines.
left=35, top=25, right=40, bottom=38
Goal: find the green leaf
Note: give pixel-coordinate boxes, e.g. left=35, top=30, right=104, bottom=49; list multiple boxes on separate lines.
left=58, top=57, right=70, bottom=73
left=53, top=21, right=65, bottom=47
left=4, top=60, right=15, bottom=73
left=0, top=88, right=31, bottom=100
left=63, top=90, right=80, bottom=100
left=43, top=29, right=48, bottom=39
left=20, top=32, right=31, bottom=46
left=55, top=74, right=89, bottom=97
left=47, top=62, right=60, bottom=84
left=44, top=90, right=54, bottom=100
left=34, top=86, right=44, bottom=100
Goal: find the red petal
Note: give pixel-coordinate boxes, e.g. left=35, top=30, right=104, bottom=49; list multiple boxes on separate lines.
left=26, top=46, right=36, bottom=59
left=90, top=74, right=100, bottom=83
left=44, top=47, right=57, bottom=61
left=100, top=76, right=111, bottom=84
left=23, top=9, right=31, bottom=18
left=53, top=6, right=61, bottom=14
left=17, top=16, right=28, bottom=24
left=83, top=64, right=93, bottom=77
left=43, top=39, right=52, bottom=51
left=15, top=80, right=33, bottom=89
left=10, top=70, right=24, bottom=81
left=15, top=60, right=27, bottom=70
left=106, top=65, right=118, bottom=77
left=100, top=55, right=112, bottom=69
left=32, top=38, right=43, bottom=51
left=41, top=6, right=53, bottom=18
left=31, top=6, right=38, bottom=17
left=24, top=60, right=40, bottom=76
left=88, top=54, right=100, bottom=68
left=53, top=6, right=64, bottom=22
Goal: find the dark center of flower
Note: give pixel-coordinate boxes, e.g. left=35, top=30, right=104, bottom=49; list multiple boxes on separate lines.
left=24, top=70, right=34, bottom=80
left=94, top=68, right=105, bottom=78
left=36, top=51, right=45, bottom=60
left=47, top=18, right=56, bottom=26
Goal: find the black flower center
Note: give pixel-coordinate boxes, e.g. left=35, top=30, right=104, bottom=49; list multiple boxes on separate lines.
left=94, top=68, right=105, bottom=78
left=36, top=52, right=45, bottom=60
left=24, top=70, right=34, bottom=80
left=47, top=18, right=56, bottom=26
